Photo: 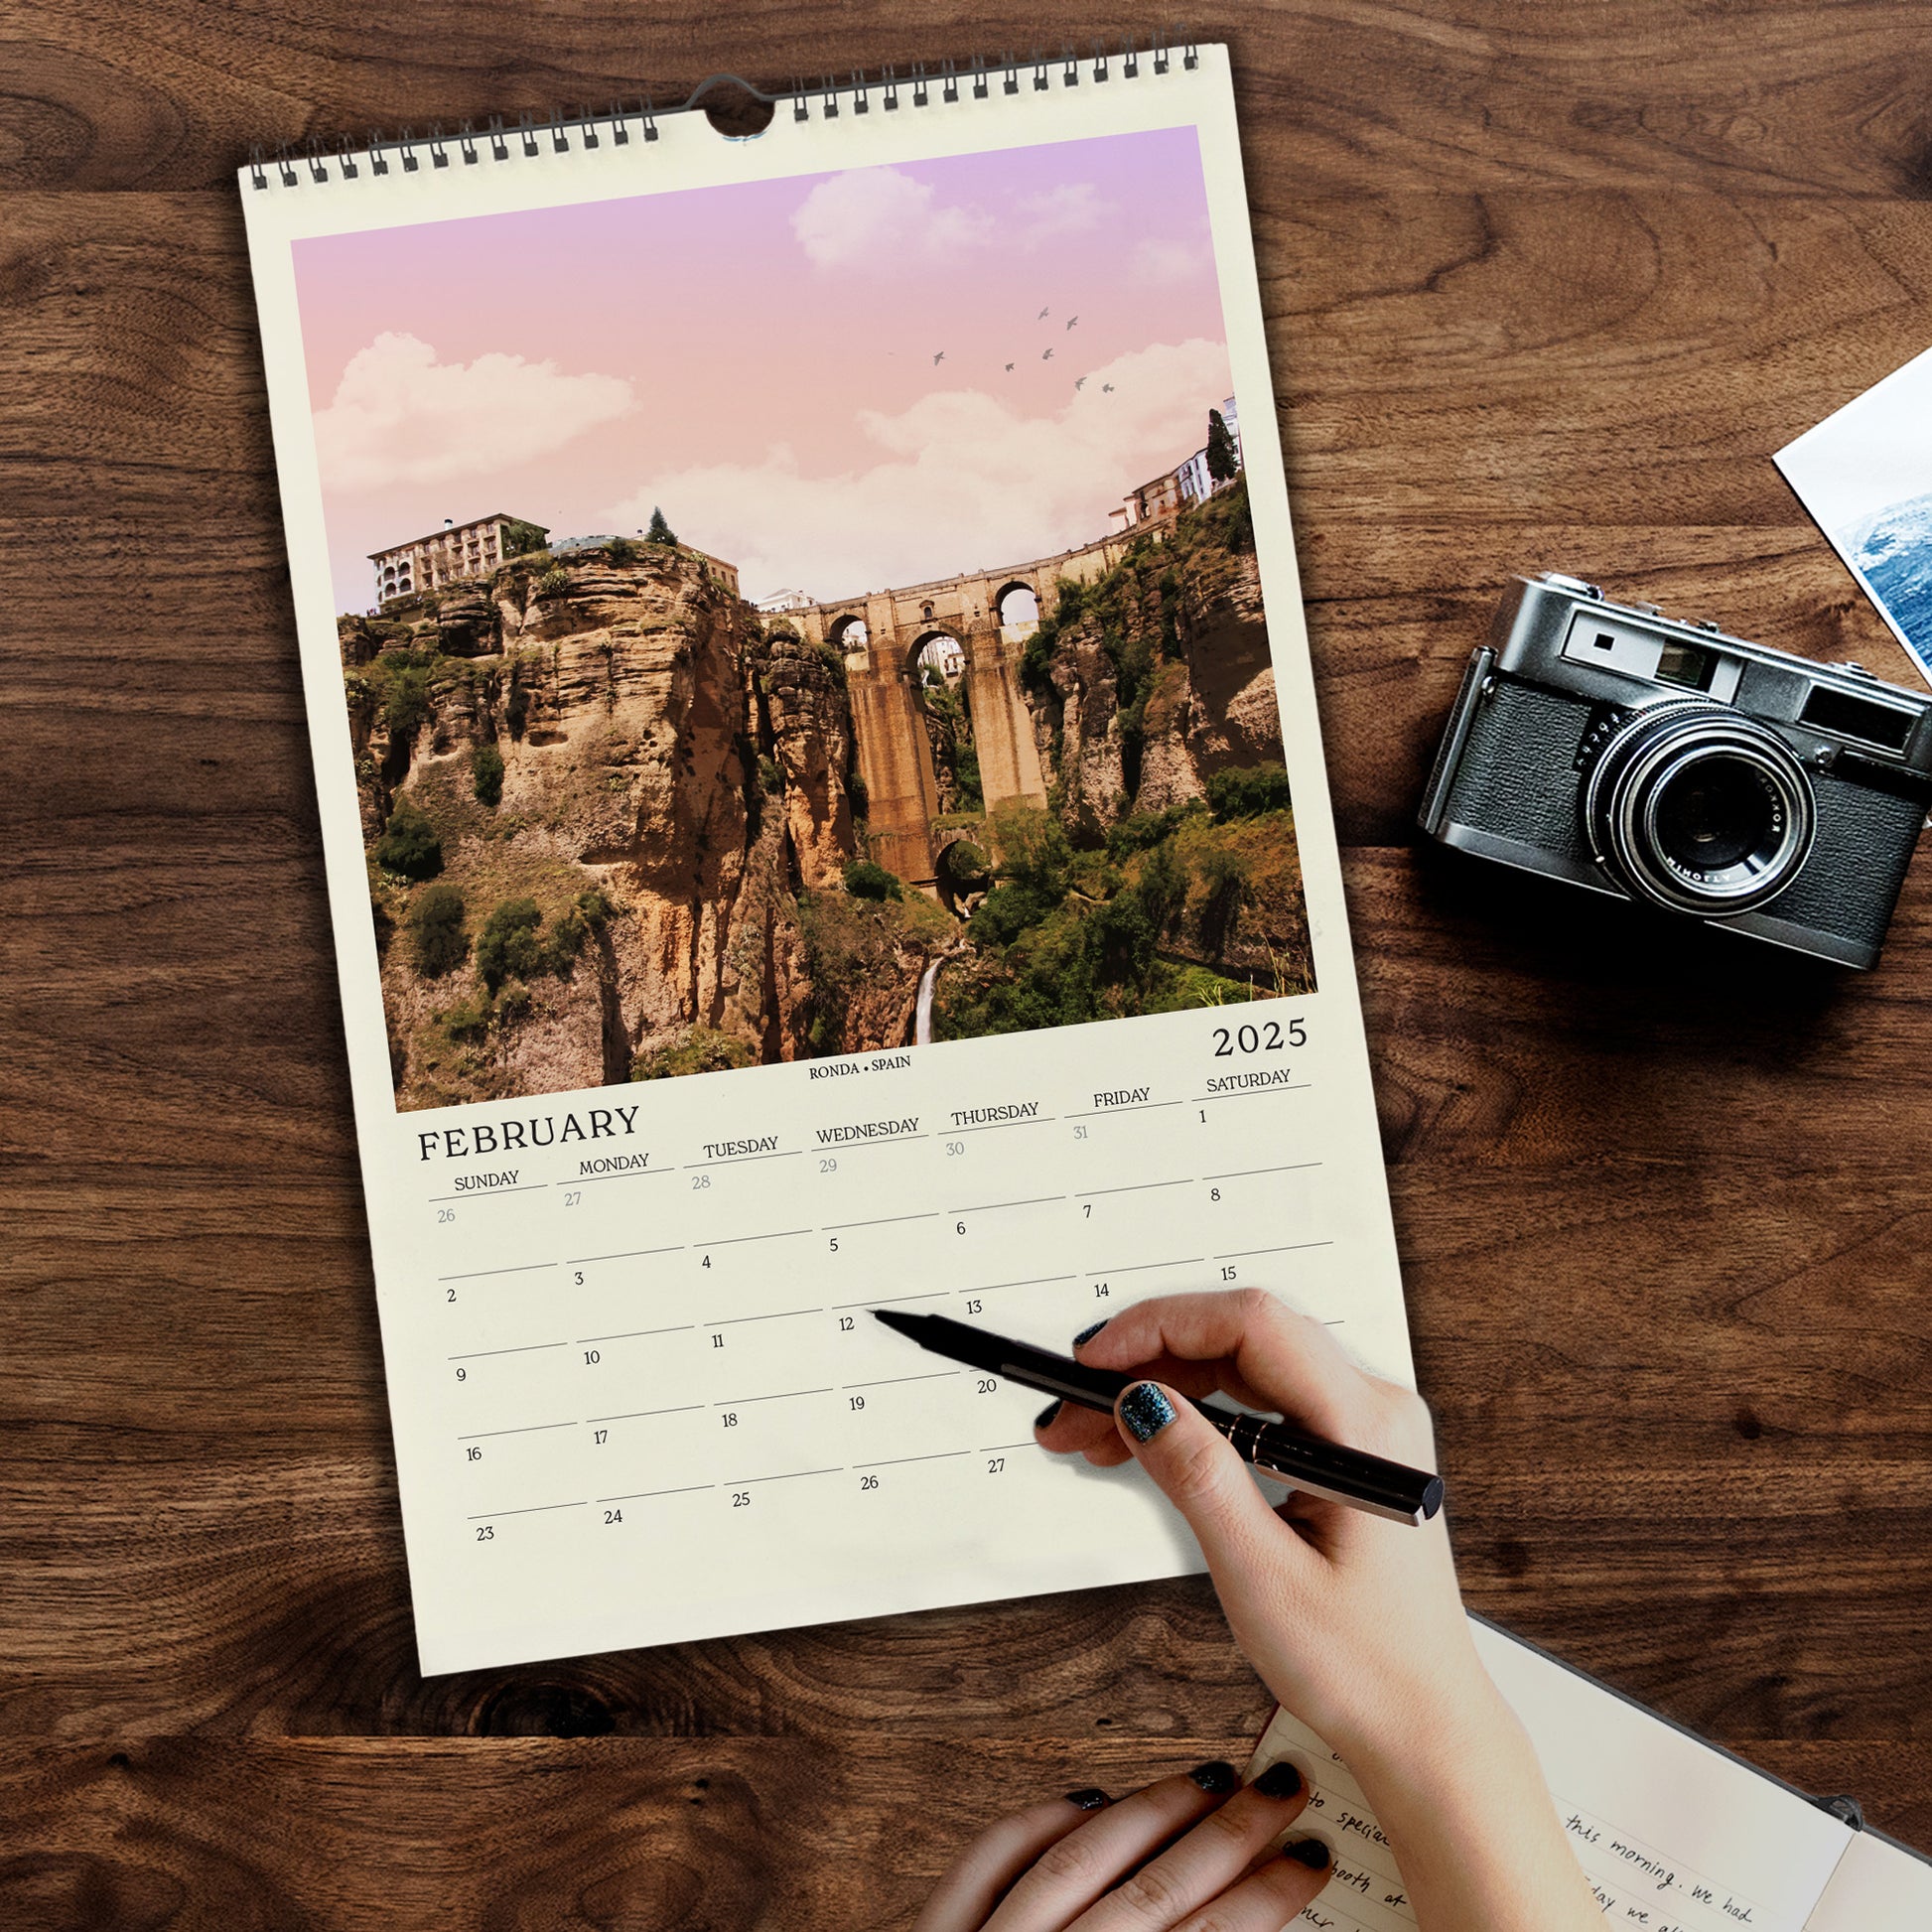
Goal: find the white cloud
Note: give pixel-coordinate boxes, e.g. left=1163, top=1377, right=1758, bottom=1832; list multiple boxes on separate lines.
left=607, top=337, right=1233, bottom=601
left=313, top=333, right=633, bottom=491
left=1130, top=237, right=1212, bottom=286
left=1015, top=182, right=1110, bottom=242
left=791, top=167, right=995, bottom=270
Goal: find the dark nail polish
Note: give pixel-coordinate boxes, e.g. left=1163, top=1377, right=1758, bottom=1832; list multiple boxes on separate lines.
left=1064, top=1787, right=1109, bottom=1811
left=1253, top=1760, right=1303, bottom=1799
left=1188, top=1760, right=1237, bottom=1794
left=1119, top=1381, right=1176, bottom=1443
left=1283, top=1838, right=1330, bottom=1870
left=1035, top=1400, right=1062, bottom=1430
left=1072, top=1319, right=1109, bottom=1347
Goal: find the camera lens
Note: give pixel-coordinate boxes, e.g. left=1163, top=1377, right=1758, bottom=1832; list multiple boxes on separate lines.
left=1652, top=757, right=1777, bottom=873
left=1583, top=704, right=1814, bottom=916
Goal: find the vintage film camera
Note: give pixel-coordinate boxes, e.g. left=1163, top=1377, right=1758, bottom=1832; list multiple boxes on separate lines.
left=1419, top=574, right=1932, bottom=967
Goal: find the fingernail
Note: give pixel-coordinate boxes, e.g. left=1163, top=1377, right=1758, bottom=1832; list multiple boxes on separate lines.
left=1119, top=1381, right=1176, bottom=1443
left=1064, top=1786, right=1109, bottom=1810
left=1283, top=1838, right=1330, bottom=1870
left=1035, top=1400, right=1062, bottom=1429
left=1253, top=1760, right=1303, bottom=1799
left=1188, top=1760, right=1237, bottom=1793
left=1073, top=1319, right=1109, bottom=1347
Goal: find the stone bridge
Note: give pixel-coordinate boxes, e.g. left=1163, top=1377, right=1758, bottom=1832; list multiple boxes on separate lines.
left=787, top=527, right=1156, bottom=889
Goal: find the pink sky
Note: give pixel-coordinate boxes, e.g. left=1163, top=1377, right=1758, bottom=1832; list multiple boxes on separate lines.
left=293, top=127, right=1235, bottom=612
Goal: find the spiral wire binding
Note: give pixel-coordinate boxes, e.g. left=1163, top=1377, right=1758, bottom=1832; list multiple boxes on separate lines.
left=246, top=29, right=1199, bottom=190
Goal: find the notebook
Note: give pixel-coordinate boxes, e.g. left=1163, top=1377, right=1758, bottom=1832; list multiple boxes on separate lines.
left=237, top=42, right=1416, bottom=1674
left=1249, top=1615, right=1932, bottom=1930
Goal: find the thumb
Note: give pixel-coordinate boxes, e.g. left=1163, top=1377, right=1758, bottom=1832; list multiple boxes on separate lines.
left=1114, top=1381, right=1293, bottom=1579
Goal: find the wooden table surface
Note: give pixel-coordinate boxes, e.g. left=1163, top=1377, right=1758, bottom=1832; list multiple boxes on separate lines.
left=5, top=2, right=1931, bottom=1923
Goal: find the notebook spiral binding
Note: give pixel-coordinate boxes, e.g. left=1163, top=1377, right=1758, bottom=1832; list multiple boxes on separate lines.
left=247, top=32, right=1199, bottom=191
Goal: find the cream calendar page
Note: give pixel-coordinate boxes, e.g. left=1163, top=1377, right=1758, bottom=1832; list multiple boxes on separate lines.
left=241, top=44, right=1414, bottom=1674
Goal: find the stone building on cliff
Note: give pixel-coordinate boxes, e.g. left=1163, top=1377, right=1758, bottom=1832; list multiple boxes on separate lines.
left=370, top=513, right=549, bottom=606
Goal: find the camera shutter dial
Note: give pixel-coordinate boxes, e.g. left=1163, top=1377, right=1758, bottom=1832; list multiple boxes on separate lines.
left=1581, top=703, right=1816, bottom=915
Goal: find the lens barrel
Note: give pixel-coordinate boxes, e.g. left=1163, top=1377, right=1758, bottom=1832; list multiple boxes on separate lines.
left=1582, top=703, right=1815, bottom=914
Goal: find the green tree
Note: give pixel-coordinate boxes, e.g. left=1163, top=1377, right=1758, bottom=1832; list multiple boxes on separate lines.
left=471, top=742, right=504, bottom=807
left=374, top=797, right=443, bottom=880
left=475, top=897, right=545, bottom=990
left=408, top=884, right=469, bottom=976
left=1206, top=407, right=1238, bottom=483
left=843, top=859, right=903, bottom=901
left=1136, top=840, right=1188, bottom=940
left=646, top=506, right=677, bottom=545
left=1206, top=762, right=1294, bottom=821
left=1197, top=849, right=1250, bottom=956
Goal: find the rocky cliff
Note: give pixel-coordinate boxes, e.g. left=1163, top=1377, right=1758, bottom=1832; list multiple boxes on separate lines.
left=1021, top=481, right=1278, bottom=837
left=347, top=545, right=932, bottom=1110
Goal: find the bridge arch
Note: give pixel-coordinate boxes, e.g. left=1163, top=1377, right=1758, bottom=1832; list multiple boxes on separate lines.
left=994, top=581, right=1041, bottom=634
left=908, top=626, right=967, bottom=689
left=828, top=611, right=870, bottom=651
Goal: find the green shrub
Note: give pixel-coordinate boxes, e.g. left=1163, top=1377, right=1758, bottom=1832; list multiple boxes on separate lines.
left=758, top=754, right=784, bottom=795
left=475, top=897, right=544, bottom=990
left=471, top=743, right=504, bottom=807
left=1206, top=763, right=1294, bottom=821
left=843, top=859, right=903, bottom=901
left=606, top=536, right=635, bottom=565
left=536, top=566, right=570, bottom=598
left=409, top=884, right=468, bottom=975
left=374, top=797, right=443, bottom=880
left=1197, top=849, right=1250, bottom=954
left=631, top=1026, right=755, bottom=1080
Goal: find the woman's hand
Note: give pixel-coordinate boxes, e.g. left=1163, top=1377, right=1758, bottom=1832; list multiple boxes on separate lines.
left=911, top=1761, right=1331, bottom=1932
left=1035, top=1289, right=1600, bottom=1932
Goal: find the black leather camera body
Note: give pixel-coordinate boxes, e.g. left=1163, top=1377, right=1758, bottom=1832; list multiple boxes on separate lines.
left=1419, top=574, right=1932, bottom=968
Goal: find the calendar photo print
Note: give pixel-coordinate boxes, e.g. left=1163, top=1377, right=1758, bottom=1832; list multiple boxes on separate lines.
left=291, top=122, right=1311, bottom=1110
left=244, top=48, right=1410, bottom=1674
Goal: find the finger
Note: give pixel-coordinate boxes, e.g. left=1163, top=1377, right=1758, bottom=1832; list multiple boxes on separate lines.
left=1079, top=1292, right=1384, bottom=1440
left=1067, top=1761, right=1310, bottom=1932
left=1113, top=1380, right=1311, bottom=1589
left=1172, top=1839, right=1333, bottom=1932
left=912, top=1790, right=1113, bottom=1932
left=982, top=1766, right=1236, bottom=1932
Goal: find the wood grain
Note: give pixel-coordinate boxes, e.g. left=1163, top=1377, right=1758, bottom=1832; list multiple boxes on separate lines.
left=4, top=2, right=1931, bottom=1919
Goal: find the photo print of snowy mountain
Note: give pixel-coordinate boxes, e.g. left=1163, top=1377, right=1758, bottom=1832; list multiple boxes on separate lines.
left=1777, top=343, right=1932, bottom=688
left=293, top=131, right=1312, bottom=1111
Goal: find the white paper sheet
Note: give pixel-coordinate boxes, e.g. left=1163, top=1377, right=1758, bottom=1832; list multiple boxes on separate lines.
left=239, top=46, right=1414, bottom=1674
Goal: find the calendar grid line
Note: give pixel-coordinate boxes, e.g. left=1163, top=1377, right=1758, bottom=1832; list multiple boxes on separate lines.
left=1074, top=1177, right=1193, bottom=1198
left=439, top=1261, right=558, bottom=1281
left=1200, top=1162, right=1323, bottom=1180
left=467, top=1500, right=584, bottom=1520
left=1063, top=1101, right=1183, bottom=1117
left=842, top=1371, right=960, bottom=1389
left=1187, top=1083, right=1312, bottom=1102
left=430, top=1183, right=551, bottom=1201
left=947, top=1194, right=1066, bottom=1213
left=563, top=1245, right=686, bottom=1264
left=576, top=1324, right=695, bottom=1343
left=587, top=1404, right=704, bottom=1423
left=567, top=1169, right=674, bottom=1184
left=449, top=1341, right=569, bottom=1360
left=458, top=1421, right=577, bottom=1441
left=706, top=1227, right=813, bottom=1247
left=964, top=1274, right=1075, bottom=1293
left=725, top=1466, right=844, bottom=1486
left=834, top=1291, right=948, bottom=1310
left=947, top=1115, right=1059, bottom=1134
left=683, top=1150, right=802, bottom=1168
left=1212, top=1241, right=1333, bottom=1259
left=596, top=1484, right=716, bottom=1503
left=823, top=1210, right=940, bottom=1230
left=1092, top=1256, right=1204, bottom=1275
left=711, top=1307, right=820, bottom=1326
left=855, top=1450, right=972, bottom=1469
left=717, top=1386, right=833, bottom=1406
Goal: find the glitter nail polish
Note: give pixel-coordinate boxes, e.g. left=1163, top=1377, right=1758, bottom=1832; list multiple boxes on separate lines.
left=1064, top=1787, right=1109, bottom=1810
left=1119, top=1381, right=1175, bottom=1443
left=1188, top=1760, right=1238, bottom=1793
left=1072, top=1318, right=1109, bottom=1347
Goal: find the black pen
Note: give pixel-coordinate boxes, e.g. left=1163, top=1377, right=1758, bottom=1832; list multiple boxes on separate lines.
left=873, top=1309, right=1444, bottom=1526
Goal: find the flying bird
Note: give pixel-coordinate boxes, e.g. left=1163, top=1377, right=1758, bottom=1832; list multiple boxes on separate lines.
left=1102, top=382, right=1115, bottom=393
left=1065, top=315, right=1079, bottom=330
left=1036, top=305, right=1049, bottom=320
left=1004, top=361, right=1015, bottom=371
left=932, top=350, right=945, bottom=365
left=1074, top=376, right=1087, bottom=391
left=1041, top=346, right=1054, bottom=361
